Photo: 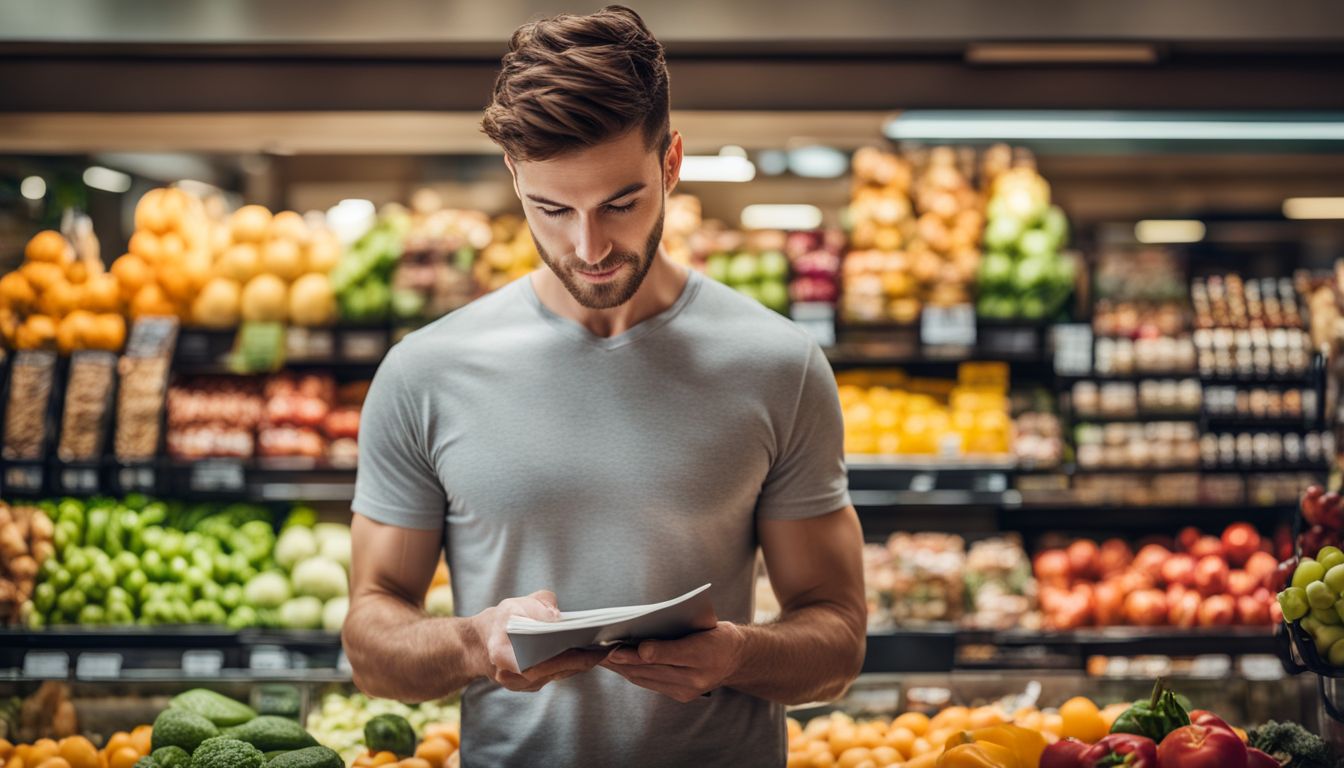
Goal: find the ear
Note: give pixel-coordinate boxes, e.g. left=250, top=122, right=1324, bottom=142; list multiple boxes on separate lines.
left=663, top=131, right=683, bottom=196
left=504, top=155, right=522, bottom=200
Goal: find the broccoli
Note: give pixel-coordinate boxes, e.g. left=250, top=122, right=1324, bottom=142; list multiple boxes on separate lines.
left=1249, top=720, right=1343, bottom=768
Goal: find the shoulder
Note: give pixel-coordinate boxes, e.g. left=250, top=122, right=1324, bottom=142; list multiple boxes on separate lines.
left=690, top=275, right=821, bottom=371
left=386, top=277, right=530, bottom=370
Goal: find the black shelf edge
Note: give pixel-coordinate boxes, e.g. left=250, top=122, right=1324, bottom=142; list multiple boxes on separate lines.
left=1059, top=372, right=1312, bottom=385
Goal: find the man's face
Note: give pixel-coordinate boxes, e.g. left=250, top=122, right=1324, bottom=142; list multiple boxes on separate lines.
left=508, top=130, right=677, bottom=309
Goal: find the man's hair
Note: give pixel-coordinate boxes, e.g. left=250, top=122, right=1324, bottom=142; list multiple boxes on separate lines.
left=481, top=5, right=671, bottom=162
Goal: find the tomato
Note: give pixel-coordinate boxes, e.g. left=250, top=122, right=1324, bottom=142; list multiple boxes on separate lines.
left=1188, top=710, right=1236, bottom=735
left=1158, top=725, right=1247, bottom=768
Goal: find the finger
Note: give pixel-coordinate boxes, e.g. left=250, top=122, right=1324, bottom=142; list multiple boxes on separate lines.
left=522, top=648, right=607, bottom=679
left=488, top=633, right=522, bottom=674
left=527, top=589, right=560, bottom=617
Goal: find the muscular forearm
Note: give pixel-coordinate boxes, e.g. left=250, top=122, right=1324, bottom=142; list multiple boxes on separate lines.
left=724, top=602, right=865, bottom=705
left=343, top=591, right=486, bottom=702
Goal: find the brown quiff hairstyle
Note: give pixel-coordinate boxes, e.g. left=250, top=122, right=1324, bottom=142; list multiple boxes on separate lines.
left=481, top=6, right=671, bottom=162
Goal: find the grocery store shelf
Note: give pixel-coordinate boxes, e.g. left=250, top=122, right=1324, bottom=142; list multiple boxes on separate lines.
left=847, top=455, right=1018, bottom=472
left=851, top=490, right=1020, bottom=508
left=1069, top=463, right=1327, bottom=475
left=1201, top=415, right=1324, bottom=431
left=1005, top=503, right=1297, bottom=532
left=1073, top=414, right=1201, bottom=424
left=1059, top=371, right=1312, bottom=385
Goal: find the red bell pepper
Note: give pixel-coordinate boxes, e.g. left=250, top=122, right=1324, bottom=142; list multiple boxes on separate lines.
left=1040, top=735, right=1157, bottom=768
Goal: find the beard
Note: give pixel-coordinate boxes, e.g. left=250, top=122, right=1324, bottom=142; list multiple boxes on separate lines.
left=533, top=201, right=665, bottom=310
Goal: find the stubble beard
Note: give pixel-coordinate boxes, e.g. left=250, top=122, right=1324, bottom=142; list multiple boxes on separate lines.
left=533, top=202, right=665, bottom=310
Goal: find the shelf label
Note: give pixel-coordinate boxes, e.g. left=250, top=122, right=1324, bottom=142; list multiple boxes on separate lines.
left=249, top=646, right=290, bottom=671
left=341, top=331, right=387, bottom=362
left=190, top=459, right=246, bottom=493
left=1052, top=323, right=1093, bottom=376
left=76, top=652, right=122, bottom=679
left=921, top=305, right=976, bottom=347
left=182, top=649, right=224, bottom=678
left=118, top=465, right=157, bottom=493
left=23, top=652, right=69, bottom=678
left=59, top=467, right=100, bottom=495
left=287, top=328, right=336, bottom=361
left=336, top=650, right=351, bottom=674
left=790, top=302, right=836, bottom=348
left=4, top=465, right=43, bottom=494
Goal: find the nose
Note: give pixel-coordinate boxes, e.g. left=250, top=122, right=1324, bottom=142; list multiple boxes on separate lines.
left=574, top=213, right=612, bottom=266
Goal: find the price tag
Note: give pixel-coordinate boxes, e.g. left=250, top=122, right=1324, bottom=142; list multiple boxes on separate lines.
left=118, top=465, right=157, bottom=493
left=4, top=465, right=43, bottom=494
left=336, top=650, right=352, bottom=674
left=23, top=652, right=69, bottom=678
left=182, top=650, right=224, bottom=678
left=250, top=646, right=290, bottom=671
left=341, top=331, right=388, bottom=362
left=908, top=473, right=935, bottom=493
left=1052, top=323, right=1094, bottom=376
left=175, top=331, right=212, bottom=362
left=920, top=305, right=976, bottom=347
left=286, top=328, right=336, bottom=361
left=790, top=302, right=836, bottom=348
left=190, top=459, right=246, bottom=493
left=60, top=467, right=100, bottom=495
left=76, top=652, right=122, bottom=679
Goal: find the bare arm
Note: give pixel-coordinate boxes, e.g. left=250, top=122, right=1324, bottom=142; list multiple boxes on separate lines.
left=344, top=513, right=608, bottom=702
left=602, top=505, right=866, bottom=705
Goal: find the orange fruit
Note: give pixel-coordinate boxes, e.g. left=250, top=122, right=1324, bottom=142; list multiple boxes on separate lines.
left=369, top=753, right=398, bottom=767
left=157, top=262, right=194, bottom=304
left=0, top=271, right=37, bottom=312
left=158, top=232, right=186, bottom=263
left=110, top=254, right=153, bottom=300
left=37, top=757, right=73, bottom=768
left=929, top=706, right=969, bottom=733
left=21, top=261, right=66, bottom=293
left=884, top=727, right=915, bottom=756
left=30, top=740, right=60, bottom=760
left=870, top=746, right=901, bottom=767
left=26, top=230, right=71, bottom=264
left=892, top=712, right=930, bottom=737
left=16, top=313, right=58, bottom=350
left=130, top=283, right=176, bottom=319
left=129, top=726, right=152, bottom=756
left=82, top=273, right=122, bottom=313
left=925, top=728, right=955, bottom=749
left=837, top=747, right=873, bottom=768
left=58, top=737, right=98, bottom=768
left=0, top=738, right=12, bottom=759
left=107, top=747, right=140, bottom=768
left=414, top=738, right=451, bottom=765
left=969, top=706, right=1007, bottom=729
left=1059, top=696, right=1107, bottom=743
left=8, top=756, right=24, bottom=768
left=128, top=231, right=161, bottom=262
left=398, top=760, right=432, bottom=768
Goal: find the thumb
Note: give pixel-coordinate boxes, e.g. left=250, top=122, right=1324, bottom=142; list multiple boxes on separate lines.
left=529, top=590, right=560, bottom=619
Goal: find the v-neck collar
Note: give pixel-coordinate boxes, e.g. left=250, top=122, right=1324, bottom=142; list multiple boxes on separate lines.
left=521, top=270, right=702, bottom=350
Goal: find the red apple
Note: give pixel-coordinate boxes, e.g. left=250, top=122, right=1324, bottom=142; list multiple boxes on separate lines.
left=1227, top=570, right=1258, bottom=598
left=1169, top=590, right=1202, bottom=628
left=1243, top=551, right=1279, bottom=587
left=1035, top=550, right=1072, bottom=588
left=1221, top=523, right=1262, bottom=567
left=1191, top=536, right=1225, bottom=560
left=1162, top=554, right=1197, bottom=588
left=1194, top=555, right=1230, bottom=597
left=1067, top=539, right=1100, bottom=580
left=1236, top=594, right=1271, bottom=625
left=1098, top=538, right=1134, bottom=576
left=1166, top=582, right=1188, bottom=606
left=1133, top=544, right=1172, bottom=582
left=1198, top=594, right=1236, bottom=627
left=1094, top=581, right=1126, bottom=627
left=1303, top=484, right=1326, bottom=525
left=1178, top=526, right=1202, bottom=553
left=1125, top=589, right=1169, bottom=626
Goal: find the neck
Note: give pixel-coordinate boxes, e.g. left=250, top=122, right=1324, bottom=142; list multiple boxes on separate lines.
left=531, top=249, right=689, bottom=338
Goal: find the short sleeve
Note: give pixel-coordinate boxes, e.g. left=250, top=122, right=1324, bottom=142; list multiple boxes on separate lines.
left=756, top=341, right=852, bottom=520
left=351, top=346, right=446, bottom=530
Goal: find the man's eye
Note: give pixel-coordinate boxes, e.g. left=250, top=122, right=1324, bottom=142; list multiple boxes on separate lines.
left=605, top=201, right=637, bottom=214
left=539, top=207, right=569, bottom=218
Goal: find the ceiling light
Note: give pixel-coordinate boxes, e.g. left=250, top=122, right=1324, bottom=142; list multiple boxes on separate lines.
left=1135, top=219, right=1205, bottom=244
left=679, top=155, right=756, bottom=183
left=886, top=111, right=1344, bottom=143
left=1284, top=197, right=1344, bottom=220
left=741, top=204, right=823, bottom=230
left=82, top=165, right=132, bottom=193
left=787, top=146, right=848, bottom=178
left=20, top=176, right=45, bottom=200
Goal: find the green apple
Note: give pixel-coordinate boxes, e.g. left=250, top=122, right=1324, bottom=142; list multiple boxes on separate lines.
left=1294, top=559, right=1327, bottom=589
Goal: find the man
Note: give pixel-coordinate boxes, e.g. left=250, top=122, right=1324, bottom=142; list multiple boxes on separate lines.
left=343, top=6, right=865, bottom=766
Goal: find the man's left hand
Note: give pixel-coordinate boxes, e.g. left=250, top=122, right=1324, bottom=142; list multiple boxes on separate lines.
left=599, top=621, right=747, bottom=703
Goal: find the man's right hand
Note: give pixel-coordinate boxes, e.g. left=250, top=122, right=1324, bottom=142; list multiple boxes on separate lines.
left=469, top=589, right=607, bottom=692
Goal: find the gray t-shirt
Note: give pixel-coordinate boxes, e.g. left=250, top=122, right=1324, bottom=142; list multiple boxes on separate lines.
left=352, top=269, right=850, bottom=767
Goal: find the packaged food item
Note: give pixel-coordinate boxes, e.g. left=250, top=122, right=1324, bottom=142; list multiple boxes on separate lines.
left=964, top=536, right=1039, bottom=630
left=865, top=532, right=965, bottom=627
left=3, top=350, right=57, bottom=460
left=57, top=351, right=117, bottom=461
left=167, top=376, right=263, bottom=460
left=114, top=317, right=178, bottom=462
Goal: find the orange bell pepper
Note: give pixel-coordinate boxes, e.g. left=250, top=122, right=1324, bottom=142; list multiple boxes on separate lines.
left=942, top=724, right=1048, bottom=768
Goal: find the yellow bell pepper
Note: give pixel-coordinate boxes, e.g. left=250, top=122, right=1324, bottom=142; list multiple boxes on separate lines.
left=941, top=724, right=1047, bottom=768
left=936, top=742, right=1018, bottom=768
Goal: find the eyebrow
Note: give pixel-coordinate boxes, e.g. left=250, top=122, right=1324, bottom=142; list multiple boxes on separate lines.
left=525, top=182, right=647, bottom=209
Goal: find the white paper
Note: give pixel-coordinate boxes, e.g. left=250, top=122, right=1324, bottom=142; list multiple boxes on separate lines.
left=507, top=584, right=715, bottom=671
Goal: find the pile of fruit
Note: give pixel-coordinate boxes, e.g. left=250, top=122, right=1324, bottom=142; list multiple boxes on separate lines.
left=1276, top=541, right=1344, bottom=666
left=786, top=230, right=844, bottom=307
left=976, top=156, right=1075, bottom=321
left=1033, top=524, right=1282, bottom=630
left=251, top=517, right=351, bottom=632
left=0, top=503, right=53, bottom=625
left=789, top=680, right=1330, bottom=768
left=472, top=213, right=539, bottom=296
left=1, top=230, right=126, bottom=353
left=702, top=234, right=792, bottom=314
left=842, top=147, right=921, bottom=324
left=0, top=731, right=151, bottom=768
left=390, top=198, right=489, bottom=323
left=1297, top=485, right=1344, bottom=560
left=306, top=691, right=459, bottom=766
left=166, top=378, right=264, bottom=460
left=837, top=364, right=1012, bottom=457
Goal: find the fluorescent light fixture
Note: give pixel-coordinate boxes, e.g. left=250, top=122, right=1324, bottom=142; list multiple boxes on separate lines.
left=1135, top=219, right=1205, bottom=244
left=326, top=198, right=377, bottom=244
left=20, top=176, right=45, bottom=200
left=679, top=155, right=756, bottom=183
left=741, top=204, right=823, bottom=231
left=886, top=111, right=1344, bottom=143
left=787, top=146, right=848, bottom=178
left=82, top=165, right=132, bottom=193
left=756, top=150, right=789, bottom=176
left=966, top=43, right=1158, bottom=65
left=1284, top=197, right=1344, bottom=220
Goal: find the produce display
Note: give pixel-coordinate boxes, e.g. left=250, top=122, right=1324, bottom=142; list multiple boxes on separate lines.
left=1012, top=408, right=1064, bottom=469
left=57, top=352, right=118, bottom=461
left=785, top=681, right=1320, bottom=768
left=1092, top=336, right=1197, bottom=377
left=1192, top=275, right=1312, bottom=378
left=117, top=187, right=212, bottom=324
left=3, top=351, right=57, bottom=460
left=167, top=377, right=264, bottom=460
left=1091, top=248, right=1188, bottom=339
left=472, top=212, right=539, bottom=296
left=306, top=690, right=459, bottom=766
left=786, top=230, right=844, bottom=307
left=2, top=230, right=127, bottom=353
left=702, top=230, right=792, bottom=314
left=1032, top=524, right=1282, bottom=630
left=391, top=198, right=488, bottom=323
left=977, top=157, right=1075, bottom=321
left=838, top=364, right=1012, bottom=457
left=0, top=503, right=53, bottom=625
